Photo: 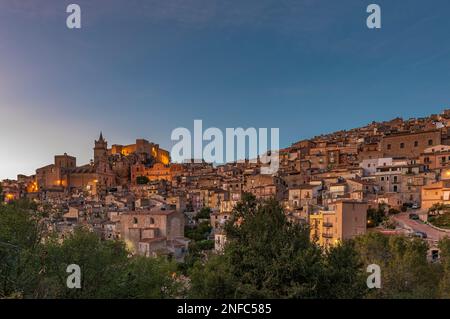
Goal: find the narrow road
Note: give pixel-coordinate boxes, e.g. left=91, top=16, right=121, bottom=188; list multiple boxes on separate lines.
left=393, top=212, right=450, bottom=242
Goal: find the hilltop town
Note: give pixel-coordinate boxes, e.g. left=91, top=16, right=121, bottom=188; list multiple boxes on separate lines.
left=3, top=109, right=450, bottom=260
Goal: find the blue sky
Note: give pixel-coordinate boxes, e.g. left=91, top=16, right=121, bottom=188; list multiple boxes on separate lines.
left=1, top=0, right=450, bottom=179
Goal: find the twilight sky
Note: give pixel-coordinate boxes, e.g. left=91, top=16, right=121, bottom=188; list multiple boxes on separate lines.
left=1, top=0, right=450, bottom=179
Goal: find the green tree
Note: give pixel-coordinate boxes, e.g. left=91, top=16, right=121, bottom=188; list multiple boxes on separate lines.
left=185, top=221, right=212, bottom=242
left=367, top=205, right=386, bottom=228
left=189, top=194, right=372, bottom=298
left=1, top=202, right=183, bottom=299
left=354, top=232, right=439, bottom=299
left=0, top=184, right=4, bottom=203
left=320, top=241, right=367, bottom=299
left=136, top=176, right=149, bottom=185
left=0, top=202, right=42, bottom=298
left=41, top=227, right=129, bottom=298
left=188, top=255, right=236, bottom=299
left=192, top=193, right=367, bottom=299
left=195, top=207, right=212, bottom=220
left=438, top=238, right=450, bottom=297
left=117, top=256, right=179, bottom=299
left=388, top=208, right=401, bottom=215
left=224, top=198, right=323, bottom=298
left=178, top=238, right=215, bottom=276
left=41, top=227, right=181, bottom=298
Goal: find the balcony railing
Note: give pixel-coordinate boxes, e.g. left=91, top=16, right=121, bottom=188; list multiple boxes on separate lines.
left=322, top=233, right=333, bottom=239
left=323, top=222, right=333, bottom=227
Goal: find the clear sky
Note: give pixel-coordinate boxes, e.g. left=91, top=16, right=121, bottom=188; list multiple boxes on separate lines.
left=1, top=0, right=450, bottom=179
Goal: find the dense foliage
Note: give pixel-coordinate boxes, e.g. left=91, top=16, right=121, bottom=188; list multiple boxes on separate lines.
left=2, top=195, right=450, bottom=299
left=189, top=194, right=367, bottom=298
left=367, top=204, right=387, bottom=228
left=136, top=176, right=150, bottom=185
left=195, top=207, right=212, bottom=220
left=0, top=202, right=179, bottom=298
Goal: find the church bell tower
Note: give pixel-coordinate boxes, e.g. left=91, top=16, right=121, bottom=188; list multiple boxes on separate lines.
left=94, top=132, right=108, bottom=164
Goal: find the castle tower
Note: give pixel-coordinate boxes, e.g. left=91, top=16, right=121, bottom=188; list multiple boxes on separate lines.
left=94, top=132, right=108, bottom=164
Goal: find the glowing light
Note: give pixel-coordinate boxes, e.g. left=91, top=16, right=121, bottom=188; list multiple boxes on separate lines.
left=27, top=181, right=38, bottom=192
left=124, top=239, right=135, bottom=252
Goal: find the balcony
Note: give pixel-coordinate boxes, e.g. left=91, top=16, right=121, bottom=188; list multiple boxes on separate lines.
left=322, top=233, right=333, bottom=239
left=323, top=222, right=333, bottom=227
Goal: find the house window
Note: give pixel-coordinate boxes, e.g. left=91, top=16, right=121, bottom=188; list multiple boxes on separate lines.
left=429, top=139, right=433, bottom=146
left=133, top=217, right=138, bottom=224
left=387, top=144, right=391, bottom=150
left=393, top=185, right=398, bottom=192
left=414, top=141, right=418, bottom=147
left=400, top=143, right=405, bottom=149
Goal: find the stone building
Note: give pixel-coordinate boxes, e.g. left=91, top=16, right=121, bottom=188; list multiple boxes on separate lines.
left=35, top=134, right=116, bottom=192
left=420, top=145, right=450, bottom=171
left=374, top=160, right=424, bottom=205
left=118, top=209, right=189, bottom=261
left=421, top=180, right=450, bottom=211
left=288, top=184, right=321, bottom=208
left=131, top=163, right=184, bottom=184
left=358, top=142, right=383, bottom=161
left=309, top=200, right=368, bottom=247
left=243, top=174, right=287, bottom=201
left=33, top=133, right=173, bottom=192
left=110, top=138, right=170, bottom=165
left=381, top=130, right=441, bottom=158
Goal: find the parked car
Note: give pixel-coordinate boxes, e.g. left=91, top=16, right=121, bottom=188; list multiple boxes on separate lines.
left=412, top=231, right=428, bottom=239
left=411, top=204, right=420, bottom=209
left=409, top=213, right=420, bottom=220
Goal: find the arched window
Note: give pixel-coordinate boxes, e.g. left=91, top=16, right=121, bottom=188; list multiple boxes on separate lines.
left=133, top=217, right=138, bottom=224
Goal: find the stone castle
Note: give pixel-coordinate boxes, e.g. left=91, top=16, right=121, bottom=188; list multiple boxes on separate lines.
left=33, top=133, right=170, bottom=194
